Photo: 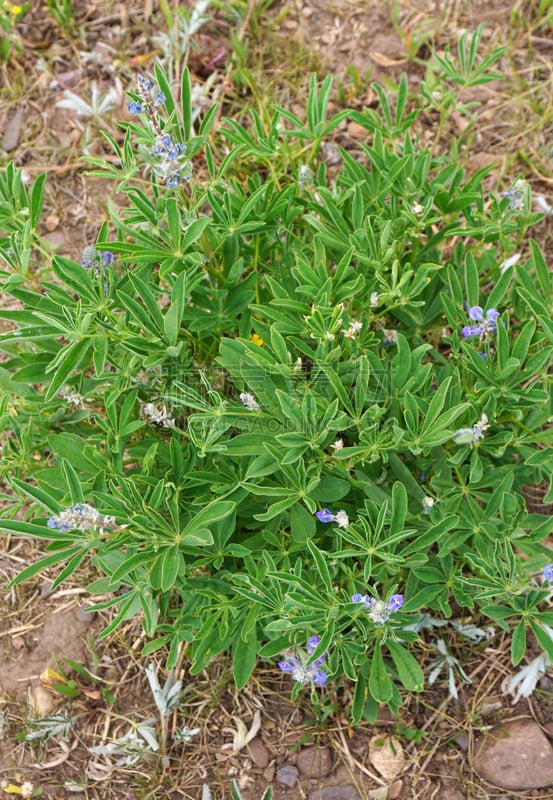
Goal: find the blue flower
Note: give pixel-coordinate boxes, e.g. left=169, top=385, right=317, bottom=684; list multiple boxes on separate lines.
left=45, top=503, right=120, bottom=534
left=278, top=636, right=328, bottom=686
left=352, top=592, right=404, bottom=623
left=315, top=509, right=349, bottom=528
left=306, top=635, right=327, bottom=666
left=81, top=246, right=96, bottom=270
left=137, top=75, right=154, bottom=92
left=502, top=180, right=527, bottom=212
left=150, top=135, right=191, bottom=188
left=81, top=247, right=113, bottom=273
left=452, top=413, right=489, bottom=445
left=422, top=496, right=435, bottom=515
left=543, top=564, right=553, bottom=583
left=153, top=91, right=166, bottom=108
left=166, top=174, right=180, bottom=189
left=128, top=101, right=144, bottom=115
left=461, top=306, right=500, bottom=340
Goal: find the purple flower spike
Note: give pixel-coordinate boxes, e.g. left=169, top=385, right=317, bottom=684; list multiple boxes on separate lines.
left=388, top=594, right=404, bottom=612
left=311, top=669, right=328, bottom=686
left=353, top=589, right=404, bottom=623
left=543, top=564, right=553, bottom=583
left=462, top=305, right=500, bottom=341
left=461, top=325, right=483, bottom=339
left=278, top=638, right=329, bottom=687
left=278, top=658, right=299, bottom=675
left=316, top=508, right=335, bottom=523
left=468, top=306, right=484, bottom=321
left=307, top=636, right=327, bottom=666
left=307, top=636, right=321, bottom=654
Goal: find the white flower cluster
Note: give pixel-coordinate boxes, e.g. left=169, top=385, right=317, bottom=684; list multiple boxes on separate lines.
left=142, top=401, right=175, bottom=428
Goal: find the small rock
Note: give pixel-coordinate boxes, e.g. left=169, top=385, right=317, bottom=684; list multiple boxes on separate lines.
left=11, top=636, right=25, bottom=650
left=473, top=719, right=553, bottom=790
left=76, top=606, right=96, bottom=623
left=347, top=122, right=368, bottom=140
left=45, top=213, right=60, bottom=232
left=389, top=780, right=403, bottom=799
left=263, top=764, right=275, bottom=782
left=478, top=696, right=503, bottom=718
left=308, top=786, right=361, bottom=800
left=367, top=788, right=388, bottom=800
left=277, top=765, right=299, bottom=788
left=31, top=685, right=57, bottom=716
left=2, top=106, right=23, bottom=151
left=248, top=737, right=270, bottom=769
left=454, top=733, right=469, bottom=752
left=40, top=581, right=54, bottom=599
left=297, top=746, right=333, bottom=778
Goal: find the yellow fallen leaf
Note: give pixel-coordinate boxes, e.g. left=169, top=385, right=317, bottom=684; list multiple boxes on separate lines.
left=40, top=666, right=65, bottom=686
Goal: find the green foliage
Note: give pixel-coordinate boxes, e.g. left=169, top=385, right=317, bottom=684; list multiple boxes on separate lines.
left=1, top=49, right=552, bottom=721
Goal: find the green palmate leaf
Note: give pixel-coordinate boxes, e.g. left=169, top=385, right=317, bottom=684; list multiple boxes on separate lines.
left=9, top=478, right=62, bottom=512
left=1, top=519, right=70, bottom=540
left=45, top=339, right=92, bottom=401
left=8, top=546, right=85, bottom=587
left=511, top=619, right=527, bottom=666
left=61, top=459, right=85, bottom=504
left=232, top=621, right=258, bottom=690
left=369, top=644, right=393, bottom=702
left=306, top=540, right=333, bottom=593
left=386, top=640, right=424, bottom=692
left=530, top=620, right=553, bottom=663
left=182, top=501, right=236, bottom=538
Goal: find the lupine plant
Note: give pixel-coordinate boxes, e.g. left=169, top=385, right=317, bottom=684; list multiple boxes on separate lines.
left=1, top=27, right=553, bottom=722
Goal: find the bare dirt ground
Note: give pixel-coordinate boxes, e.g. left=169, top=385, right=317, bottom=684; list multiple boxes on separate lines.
left=1, top=1, right=553, bottom=798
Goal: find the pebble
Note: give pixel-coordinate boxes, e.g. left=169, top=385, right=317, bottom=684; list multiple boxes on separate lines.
left=1, top=106, right=23, bottom=151
left=277, top=765, right=299, bottom=787
left=347, top=122, right=369, bottom=140
left=76, top=606, right=96, bottom=623
left=263, top=764, right=275, bottom=782
left=31, top=685, right=57, bottom=716
left=297, top=746, right=333, bottom=778
left=389, top=780, right=403, bottom=799
left=40, top=581, right=54, bottom=599
left=473, top=719, right=553, bottom=790
left=308, top=787, right=361, bottom=800
left=45, top=213, right=60, bottom=232
left=247, top=737, right=270, bottom=769
left=454, top=733, right=469, bottom=752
